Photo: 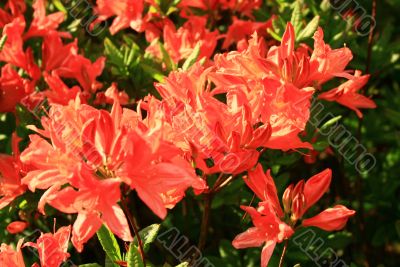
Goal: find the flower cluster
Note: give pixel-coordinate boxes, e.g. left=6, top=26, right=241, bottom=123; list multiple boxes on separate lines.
left=0, top=0, right=376, bottom=266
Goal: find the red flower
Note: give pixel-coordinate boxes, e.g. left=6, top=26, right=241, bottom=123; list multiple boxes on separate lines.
left=0, top=64, right=35, bottom=113
left=232, top=202, right=294, bottom=267
left=0, top=10, right=13, bottom=29
left=93, top=0, right=144, bottom=35
left=0, top=0, right=26, bottom=28
left=94, top=83, right=130, bottom=106
left=0, top=17, right=40, bottom=80
left=25, top=225, right=71, bottom=267
left=309, top=27, right=353, bottom=85
left=24, top=0, right=69, bottom=39
left=117, top=131, right=206, bottom=218
left=41, top=32, right=105, bottom=94
left=280, top=169, right=333, bottom=222
left=319, top=70, right=376, bottom=118
left=7, top=0, right=26, bottom=16
left=233, top=164, right=294, bottom=266
left=53, top=53, right=105, bottom=93
left=210, top=28, right=315, bottom=150
left=178, top=0, right=219, bottom=11
left=147, top=16, right=218, bottom=64
left=43, top=173, right=132, bottom=252
left=233, top=165, right=355, bottom=266
left=179, top=0, right=261, bottom=18
left=0, top=239, right=25, bottom=267
left=41, top=32, right=77, bottom=72
left=222, top=17, right=274, bottom=50
left=152, top=64, right=271, bottom=174
left=21, top=98, right=207, bottom=250
left=244, top=164, right=283, bottom=217
left=0, top=133, right=27, bottom=210
left=43, top=72, right=82, bottom=105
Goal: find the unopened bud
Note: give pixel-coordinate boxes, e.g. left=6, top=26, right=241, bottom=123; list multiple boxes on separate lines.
left=292, top=180, right=305, bottom=197
left=282, top=184, right=294, bottom=214
left=291, top=193, right=306, bottom=222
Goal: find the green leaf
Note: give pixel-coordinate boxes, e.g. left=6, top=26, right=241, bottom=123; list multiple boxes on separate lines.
left=182, top=42, right=201, bottom=71
left=141, top=64, right=165, bottom=82
left=319, top=115, right=342, bottom=131
left=166, top=6, right=179, bottom=15
left=125, top=43, right=139, bottom=67
left=79, top=264, right=102, bottom=267
left=0, top=34, right=7, bottom=52
left=313, top=141, right=329, bottom=152
left=104, top=38, right=124, bottom=67
left=52, top=0, right=67, bottom=13
left=133, top=224, right=161, bottom=253
left=105, top=256, right=117, bottom=267
left=126, top=243, right=144, bottom=267
left=159, top=42, right=177, bottom=71
left=272, top=16, right=285, bottom=36
left=297, top=16, right=320, bottom=41
left=267, top=28, right=282, bottom=42
left=291, top=1, right=302, bottom=35
left=175, top=262, right=189, bottom=267
left=96, top=225, right=122, bottom=267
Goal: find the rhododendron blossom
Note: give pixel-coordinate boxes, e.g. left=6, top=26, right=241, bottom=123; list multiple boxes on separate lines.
left=0, top=239, right=25, bottom=267
left=0, top=225, right=71, bottom=267
left=93, top=0, right=144, bottom=34
left=0, top=134, right=27, bottom=209
left=147, top=16, right=218, bottom=64
left=20, top=98, right=206, bottom=250
left=319, top=70, right=377, bottom=118
left=233, top=164, right=355, bottom=266
left=24, top=0, right=69, bottom=39
left=25, top=225, right=71, bottom=267
left=179, top=0, right=261, bottom=18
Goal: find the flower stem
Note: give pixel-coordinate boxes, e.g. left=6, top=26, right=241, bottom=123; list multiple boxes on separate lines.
left=198, top=192, right=213, bottom=251
left=278, top=239, right=289, bottom=267
left=121, top=194, right=146, bottom=265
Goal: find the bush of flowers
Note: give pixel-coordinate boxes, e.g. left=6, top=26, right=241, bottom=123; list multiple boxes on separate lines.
left=0, top=0, right=398, bottom=266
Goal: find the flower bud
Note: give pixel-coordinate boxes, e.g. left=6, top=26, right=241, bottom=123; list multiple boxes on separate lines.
left=302, top=205, right=356, bottom=231
left=303, top=169, right=331, bottom=213
left=290, top=192, right=306, bottom=222
left=282, top=184, right=293, bottom=214
left=292, top=180, right=305, bottom=198
left=6, top=221, right=28, bottom=234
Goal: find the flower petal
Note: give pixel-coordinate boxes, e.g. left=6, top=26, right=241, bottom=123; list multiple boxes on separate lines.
left=232, top=227, right=266, bottom=249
